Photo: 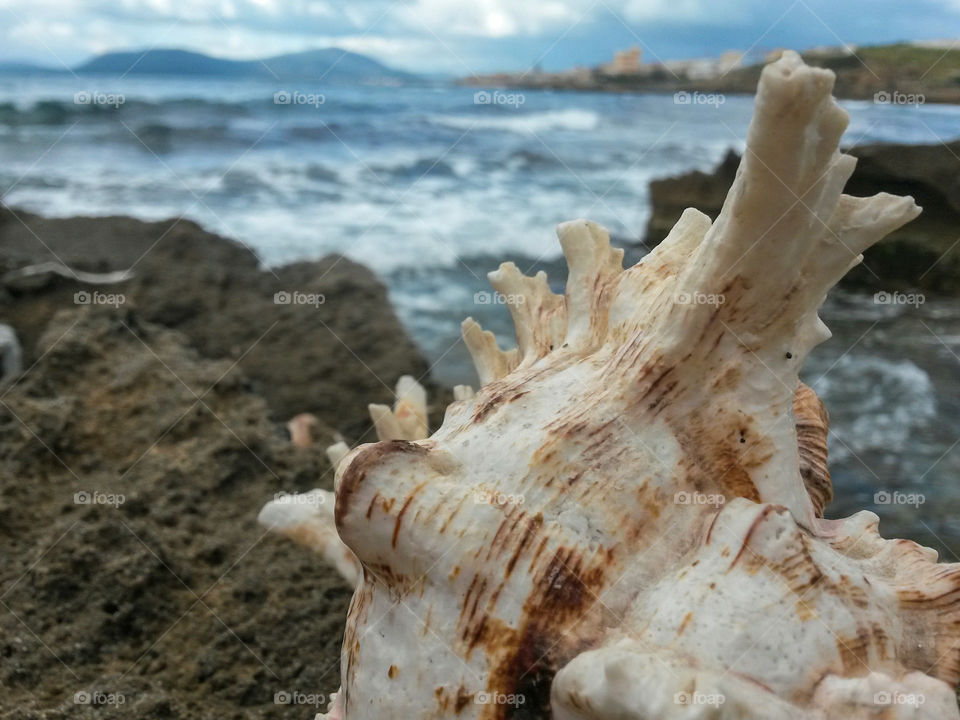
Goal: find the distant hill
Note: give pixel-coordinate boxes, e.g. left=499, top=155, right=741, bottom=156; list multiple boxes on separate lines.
left=77, top=49, right=253, bottom=77
left=260, top=49, right=409, bottom=81
left=0, top=48, right=415, bottom=82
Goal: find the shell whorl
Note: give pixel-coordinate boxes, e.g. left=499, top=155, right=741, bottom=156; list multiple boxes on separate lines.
left=794, top=382, right=832, bottom=516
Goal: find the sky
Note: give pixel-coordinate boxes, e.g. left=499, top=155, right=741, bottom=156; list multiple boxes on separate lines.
left=1, top=0, right=959, bottom=75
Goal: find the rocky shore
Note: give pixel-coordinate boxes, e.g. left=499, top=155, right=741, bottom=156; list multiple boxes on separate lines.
left=646, top=139, right=960, bottom=293
left=0, top=206, right=439, bottom=439
left=0, top=210, right=437, bottom=718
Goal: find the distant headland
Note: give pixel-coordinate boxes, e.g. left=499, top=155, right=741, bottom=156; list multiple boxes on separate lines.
left=0, top=47, right=417, bottom=83
left=463, top=41, right=960, bottom=104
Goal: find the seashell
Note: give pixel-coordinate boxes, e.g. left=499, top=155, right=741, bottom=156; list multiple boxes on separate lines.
left=258, top=488, right=361, bottom=587
left=0, top=323, right=21, bottom=388
left=287, top=412, right=320, bottom=448
left=259, top=51, right=959, bottom=719
left=367, top=374, right=429, bottom=441
left=260, top=375, right=434, bottom=589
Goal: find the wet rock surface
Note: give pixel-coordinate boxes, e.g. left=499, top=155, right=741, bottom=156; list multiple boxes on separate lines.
left=0, top=309, right=351, bottom=718
left=0, top=211, right=442, bottom=717
left=645, top=141, right=960, bottom=294
left=0, top=206, right=435, bottom=442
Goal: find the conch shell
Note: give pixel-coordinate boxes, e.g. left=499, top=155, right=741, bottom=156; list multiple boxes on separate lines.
left=259, top=51, right=960, bottom=719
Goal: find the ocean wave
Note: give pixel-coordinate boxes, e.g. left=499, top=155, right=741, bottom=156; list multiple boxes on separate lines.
left=428, top=108, right=601, bottom=135
left=0, top=97, right=251, bottom=126
left=303, top=163, right=340, bottom=183
left=504, top=149, right=561, bottom=170
left=207, top=164, right=345, bottom=200
left=117, top=122, right=236, bottom=153
left=368, top=157, right=458, bottom=179
left=285, top=123, right=344, bottom=141
left=809, top=354, right=936, bottom=462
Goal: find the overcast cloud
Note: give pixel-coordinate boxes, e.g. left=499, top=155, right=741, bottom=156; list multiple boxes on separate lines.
left=1, top=0, right=958, bottom=74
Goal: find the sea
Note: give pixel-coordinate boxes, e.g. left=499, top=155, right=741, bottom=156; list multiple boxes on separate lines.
left=1, top=74, right=958, bottom=552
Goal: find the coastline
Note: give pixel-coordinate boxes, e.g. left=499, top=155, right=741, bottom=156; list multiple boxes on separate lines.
left=462, top=43, right=960, bottom=105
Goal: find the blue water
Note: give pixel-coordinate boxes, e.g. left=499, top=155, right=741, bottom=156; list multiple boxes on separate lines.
left=1, top=75, right=959, bottom=552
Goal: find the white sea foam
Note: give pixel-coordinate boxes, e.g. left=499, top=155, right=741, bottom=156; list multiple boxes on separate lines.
left=810, top=355, right=936, bottom=462
left=429, top=108, right=601, bottom=134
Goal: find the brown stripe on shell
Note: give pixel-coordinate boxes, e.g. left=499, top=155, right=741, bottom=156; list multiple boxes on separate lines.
left=894, top=562, right=960, bottom=685
left=336, top=440, right=429, bottom=526
left=793, top=383, right=832, bottom=517
left=490, top=546, right=611, bottom=718
left=671, top=409, right=765, bottom=504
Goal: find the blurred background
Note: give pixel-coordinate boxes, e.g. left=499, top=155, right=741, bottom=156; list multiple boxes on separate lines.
left=1, top=1, right=959, bottom=717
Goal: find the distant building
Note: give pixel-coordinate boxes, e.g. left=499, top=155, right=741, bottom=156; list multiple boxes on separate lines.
left=564, top=66, right=594, bottom=82
left=806, top=44, right=857, bottom=57
left=717, top=50, right=744, bottom=74
left=603, top=47, right=641, bottom=75
left=663, top=51, right=744, bottom=80
left=911, top=38, right=960, bottom=49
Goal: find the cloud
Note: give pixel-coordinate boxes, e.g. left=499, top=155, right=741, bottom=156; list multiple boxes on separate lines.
left=620, top=0, right=730, bottom=22
left=396, top=0, right=588, bottom=38
left=1, top=0, right=959, bottom=73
